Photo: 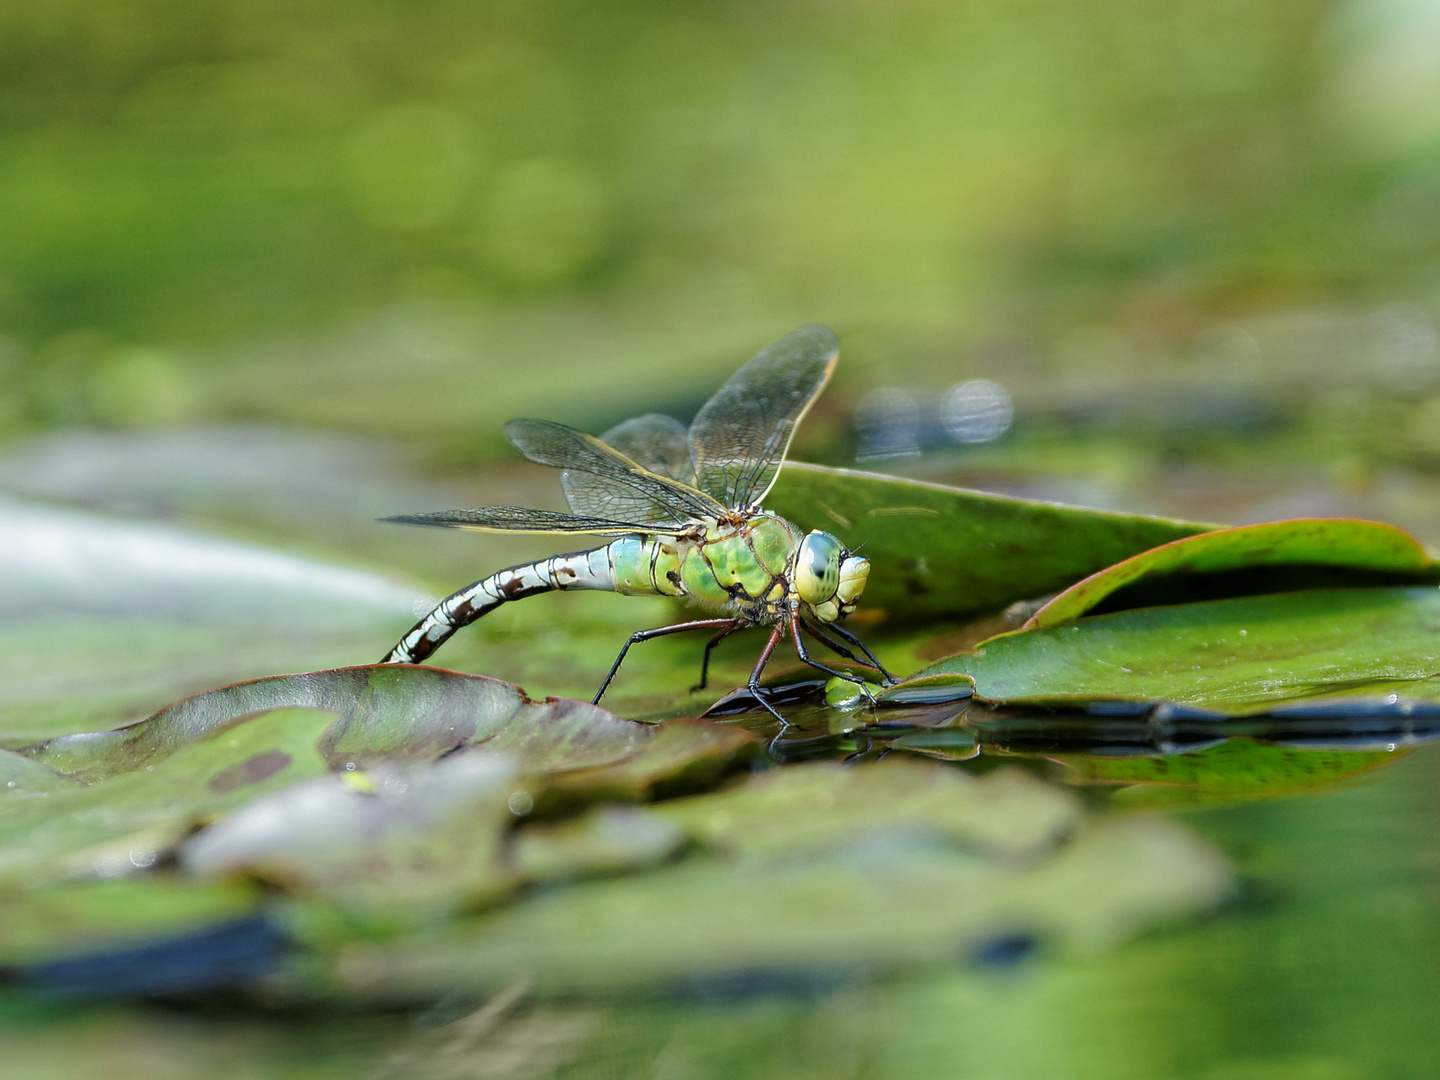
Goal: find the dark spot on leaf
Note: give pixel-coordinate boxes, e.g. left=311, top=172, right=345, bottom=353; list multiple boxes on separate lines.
left=208, top=750, right=292, bottom=794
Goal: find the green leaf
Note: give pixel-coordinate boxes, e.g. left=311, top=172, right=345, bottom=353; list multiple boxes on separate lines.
left=180, top=754, right=525, bottom=922
left=923, top=586, right=1440, bottom=713
left=316, top=760, right=1232, bottom=999
left=15, top=666, right=658, bottom=782
left=764, top=463, right=1213, bottom=621
left=649, top=757, right=1082, bottom=861
left=0, top=707, right=335, bottom=887
left=1028, top=518, right=1440, bottom=628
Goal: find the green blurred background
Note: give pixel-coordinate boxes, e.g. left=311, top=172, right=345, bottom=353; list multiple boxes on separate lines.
left=4, top=0, right=1439, bottom=478
left=6, top=3, right=1440, bottom=1078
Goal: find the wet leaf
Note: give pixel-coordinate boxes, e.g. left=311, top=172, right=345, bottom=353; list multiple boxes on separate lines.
left=924, top=587, right=1440, bottom=713
left=1028, top=518, right=1440, bottom=628
left=0, top=708, right=335, bottom=887
left=764, top=463, right=1212, bottom=621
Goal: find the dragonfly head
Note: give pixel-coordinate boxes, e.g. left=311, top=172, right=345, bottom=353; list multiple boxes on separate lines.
left=795, top=530, right=870, bottom=623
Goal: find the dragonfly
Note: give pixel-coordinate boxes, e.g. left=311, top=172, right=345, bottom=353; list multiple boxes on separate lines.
left=380, top=324, right=890, bottom=721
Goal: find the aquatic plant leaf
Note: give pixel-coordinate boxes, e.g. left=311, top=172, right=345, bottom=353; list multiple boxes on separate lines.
left=763, top=462, right=1212, bottom=621
left=1028, top=518, right=1439, bottom=628
left=650, top=758, right=1081, bottom=861
left=16, top=666, right=656, bottom=783
left=0, top=708, right=335, bottom=887
left=924, top=587, right=1440, bottom=713
left=511, top=806, right=688, bottom=883
left=321, top=762, right=1230, bottom=999
left=181, top=753, right=525, bottom=920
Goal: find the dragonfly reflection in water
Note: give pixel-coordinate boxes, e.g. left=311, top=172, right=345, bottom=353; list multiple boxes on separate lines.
left=381, top=325, right=891, bottom=722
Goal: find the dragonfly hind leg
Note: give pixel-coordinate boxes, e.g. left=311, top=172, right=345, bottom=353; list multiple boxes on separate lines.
left=593, top=617, right=744, bottom=706
left=692, top=623, right=746, bottom=692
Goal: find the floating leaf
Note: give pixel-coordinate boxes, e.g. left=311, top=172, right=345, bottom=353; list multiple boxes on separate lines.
left=16, top=667, right=655, bottom=783
left=181, top=754, right=525, bottom=921
left=764, top=463, right=1212, bottom=621
left=511, top=806, right=688, bottom=883
left=650, top=758, right=1082, bottom=862
left=0, top=707, right=334, bottom=887
left=321, top=762, right=1230, bottom=1000
left=925, top=587, right=1440, bottom=713
left=1028, top=518, right=1440, bottom=628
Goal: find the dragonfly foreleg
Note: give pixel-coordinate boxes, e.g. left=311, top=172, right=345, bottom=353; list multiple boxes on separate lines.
left=594, top=617, right=743, bottom=706
left=803, top=619, right=894, bottom=683
left=789, top=618, right=870, bottom=686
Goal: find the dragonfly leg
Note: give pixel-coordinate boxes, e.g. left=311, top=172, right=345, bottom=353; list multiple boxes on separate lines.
left=789, top=619, right=869, bottom=686
left=693, top=622, right=746, bottom=692
left=804, top=619, right=894, bottom=682
left=746, top=623, right=790, bottom=726
left=593, top=618, right=743, bottom=706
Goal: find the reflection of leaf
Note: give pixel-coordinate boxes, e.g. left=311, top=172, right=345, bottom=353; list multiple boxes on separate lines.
left=0, top=708, right=335, bottom=887
left=924, top=587, right=1440, bottom=713
left=764, top=463, right=1212, bottom=620
left=1050, top=738, right=1407, bottom=806
left=1028, top=518, right=1439, bottom=628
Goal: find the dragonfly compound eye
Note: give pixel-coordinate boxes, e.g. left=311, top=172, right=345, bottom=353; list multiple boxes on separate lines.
left=795, top=531, right=843, bottom=606
left=835, top=553, right=869, bottom=612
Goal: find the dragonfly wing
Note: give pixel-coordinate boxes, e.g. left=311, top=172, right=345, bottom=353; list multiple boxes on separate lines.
left=598, top=413, right=698, bottom=485
left=383, top=506, right=686, bottom=536
left=687, top=324, right=838, bottom=510
left=506, top=418, right=727, bottom=527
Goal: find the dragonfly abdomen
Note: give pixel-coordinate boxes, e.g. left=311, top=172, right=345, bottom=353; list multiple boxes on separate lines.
left=383, top=546, right=619, bottom=664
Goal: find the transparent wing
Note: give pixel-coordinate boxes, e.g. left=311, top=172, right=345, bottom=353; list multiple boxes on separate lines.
left=598, top=413, right=697, bottom=485
left=687, top=324, right=838, bottom=510
left=506, top=418, right=727, bottom=527
left=382, top=506, right=687, bottom=536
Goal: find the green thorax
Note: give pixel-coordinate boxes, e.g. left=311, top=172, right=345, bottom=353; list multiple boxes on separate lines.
left=607, top=513, right=802, bottom=614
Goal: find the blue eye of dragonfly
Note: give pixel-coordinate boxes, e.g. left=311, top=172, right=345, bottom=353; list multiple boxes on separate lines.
left=380, top=325, right=892, bottom=725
